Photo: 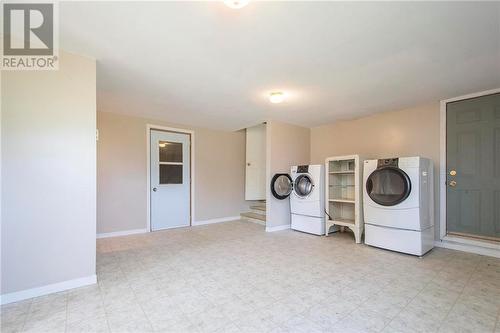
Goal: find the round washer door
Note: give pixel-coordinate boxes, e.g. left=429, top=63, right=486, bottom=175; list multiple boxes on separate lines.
left=294, top=174, right=314, bottom=198
left=366, top=167, right=411, bottom=206
left=270, top=173, right=293, bottom=200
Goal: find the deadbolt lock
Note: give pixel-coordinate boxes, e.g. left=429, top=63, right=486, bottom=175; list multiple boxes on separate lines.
left=449, top=170, right=457, bottom=176
left=448, top=180, right=457, bottom=187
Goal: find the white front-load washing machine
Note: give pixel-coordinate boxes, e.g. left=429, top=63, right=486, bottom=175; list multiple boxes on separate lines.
left=363, top=157, right=434, bottom=256
left=270, top=165, right=325, bottom=235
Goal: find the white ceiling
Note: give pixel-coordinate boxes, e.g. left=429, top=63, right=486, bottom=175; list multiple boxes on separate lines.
left=60, top=1, right=500, bottom=130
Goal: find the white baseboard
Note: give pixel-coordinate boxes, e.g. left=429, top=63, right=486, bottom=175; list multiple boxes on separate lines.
left=97, top=228, right=148, bottom=239
left=193, top=216, right=240, bottom=226
left=434, top=240, right=500, bottom=258
left=1, top=274, right=97, bottom=305
left=97, top=217, right=242, bottom=237
left=266, top=224, right=291, bottom=232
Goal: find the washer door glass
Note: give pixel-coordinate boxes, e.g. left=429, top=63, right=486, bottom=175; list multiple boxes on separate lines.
left=366, top=167, right=411, bottom=206
left=271, top=173, right=293, bottom=200
left=294, top=174, right=314, bottom=198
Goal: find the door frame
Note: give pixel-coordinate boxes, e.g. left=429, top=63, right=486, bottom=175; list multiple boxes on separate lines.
left=439, top=88, right=500, bottom=257
left=146, top=124, right=195, bottom=232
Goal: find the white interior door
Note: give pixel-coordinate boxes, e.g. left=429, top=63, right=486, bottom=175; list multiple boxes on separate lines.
left=245, top=124, right=266, bottom=200
left=150, top=130, right=190, bottom=231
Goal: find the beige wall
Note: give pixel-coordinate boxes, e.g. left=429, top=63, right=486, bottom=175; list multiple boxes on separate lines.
left=266, top=120, right=310, bottom=228
left=310, top=103, right=441, bottom=238
left=2, top=52, right=96, bottom=297
left=97, top=111, right=248, bottom=234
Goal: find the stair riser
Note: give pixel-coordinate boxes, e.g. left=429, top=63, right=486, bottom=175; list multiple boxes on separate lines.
left=242, top=216, right=266, bottom=226
left=250, top=208, right=266, bottom=215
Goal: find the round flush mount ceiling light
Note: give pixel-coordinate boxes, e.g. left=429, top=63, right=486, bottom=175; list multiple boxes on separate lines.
left=224, top=0, right=250, bottom=9
left=269, top=92, right=285, bottom=104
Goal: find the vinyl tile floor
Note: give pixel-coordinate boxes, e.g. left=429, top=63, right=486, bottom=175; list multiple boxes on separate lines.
left=2, top=220, right=500, bottom=333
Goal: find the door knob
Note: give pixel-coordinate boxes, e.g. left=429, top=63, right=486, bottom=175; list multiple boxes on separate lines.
left=449, top=170, right=457, bottom=176
left=152, top=187, right=157, bottom=192
left=247, top=163, right=251, bottom=166
left=448, top=180, right=457, bottom=187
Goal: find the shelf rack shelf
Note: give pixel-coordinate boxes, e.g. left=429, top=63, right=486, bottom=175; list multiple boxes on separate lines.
left=329, top=171, right=355, bottom=174
left=329, top=199, right=355, bottom=203
left=325, top=155, right=364, bottom=243
left=328, top=218, right=355, bottom=226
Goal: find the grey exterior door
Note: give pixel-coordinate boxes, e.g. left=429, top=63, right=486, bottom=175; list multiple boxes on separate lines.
left=446, top=92, right=500, bottom=241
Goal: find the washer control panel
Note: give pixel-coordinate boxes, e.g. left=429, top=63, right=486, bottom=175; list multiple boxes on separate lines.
left=296, top=165, right=309, bottom=173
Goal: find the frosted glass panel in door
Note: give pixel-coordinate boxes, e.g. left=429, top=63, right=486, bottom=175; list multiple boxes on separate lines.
left=159, top=141, right=182, bottom=163
left=446, top=93, right=500, bottom=240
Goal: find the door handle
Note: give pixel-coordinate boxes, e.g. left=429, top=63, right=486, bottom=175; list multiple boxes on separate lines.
left=449, top=170, right=457, bottom=176
left=448, top=180, right=457, bottom=187
left=152, top=187, right=157, bottom=192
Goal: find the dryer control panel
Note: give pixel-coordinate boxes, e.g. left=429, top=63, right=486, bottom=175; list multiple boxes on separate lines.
left=377, top=158, right=398, bottom=168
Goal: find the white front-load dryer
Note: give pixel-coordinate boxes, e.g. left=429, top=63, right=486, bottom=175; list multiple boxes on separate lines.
left=363, top=157, right=434, bottom=256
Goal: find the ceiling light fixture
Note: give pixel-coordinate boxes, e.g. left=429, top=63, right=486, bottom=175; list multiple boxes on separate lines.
left=224, top=0, right=249, bottom=9
left=269, top=92, right=285, bottom=104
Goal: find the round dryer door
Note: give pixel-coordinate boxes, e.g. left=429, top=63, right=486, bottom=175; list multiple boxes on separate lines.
left=366, top=167, right=411, bottom=206
left=294, top=174, right=314, bottom=198
left=270, top=173, right=293, bottom=200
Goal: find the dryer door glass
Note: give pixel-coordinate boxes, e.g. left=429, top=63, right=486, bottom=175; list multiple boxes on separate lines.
left=366, top=167, right=411, bottom=206
left=271, top=173, right=293, bottom=200
left=294, top=174, right=314, bottom=198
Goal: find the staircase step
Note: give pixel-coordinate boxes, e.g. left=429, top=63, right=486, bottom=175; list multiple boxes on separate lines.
left=250, top=205, right=266, bottom=212
left=241, top=212, right=265, bottom=221
left=241, top=212, right=266, bottom=225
